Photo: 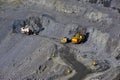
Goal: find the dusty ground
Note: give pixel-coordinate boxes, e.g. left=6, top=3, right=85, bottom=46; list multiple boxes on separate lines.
left=0, top=0, right=120, bottom=80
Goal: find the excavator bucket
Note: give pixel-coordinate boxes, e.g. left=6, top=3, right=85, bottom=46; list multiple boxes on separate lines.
left=61, top=37, right=68, bottom=43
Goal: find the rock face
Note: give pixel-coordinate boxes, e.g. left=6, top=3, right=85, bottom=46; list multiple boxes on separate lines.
left=0, top=0, right=120, bottom=80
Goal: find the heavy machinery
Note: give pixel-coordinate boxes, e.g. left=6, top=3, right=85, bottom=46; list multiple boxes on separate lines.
left=71, top=33, right=84, bottom=43
left=21, top=27, right=30, bottom=35
left=61, top=28, right=87, bottom=44
left=20, top=25, right=38, bottom=35
left=67, top=68, right=72, bottom=74
left=61, top=37, right=69, bottom=43
left=92, top=61, right=97, bottom=66
left=20, top=25, right=32, bottom=35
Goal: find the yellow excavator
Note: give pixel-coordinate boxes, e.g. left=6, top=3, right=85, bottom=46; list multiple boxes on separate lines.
left=72, top=28, right=86, bottom=44
left=71, top=33, right=83, bottom=44
left=61, top=28, right=86, bottom=44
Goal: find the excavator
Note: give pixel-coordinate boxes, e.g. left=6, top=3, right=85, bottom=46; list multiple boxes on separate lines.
left=20, top=25, right=39, bottom=35
left=21, top=27, right=30, bottom=35
left=61, top=28, right=87, bottom=44
left=71, top=33, right=84, bottom=44
left=20, top=25, right=32, bottom=35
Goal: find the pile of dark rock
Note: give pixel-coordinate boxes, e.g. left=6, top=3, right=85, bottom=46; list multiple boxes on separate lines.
left=12, top=16, right=44, bottom=35
left=88, top=0, right=112, bottom=7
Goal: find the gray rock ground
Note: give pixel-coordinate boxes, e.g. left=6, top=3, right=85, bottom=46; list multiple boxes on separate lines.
left=0, top=0, right=120, bottom=80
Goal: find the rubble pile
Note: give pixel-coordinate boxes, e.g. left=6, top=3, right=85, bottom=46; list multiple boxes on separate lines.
left=12, top=16, right=44, bottom=35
